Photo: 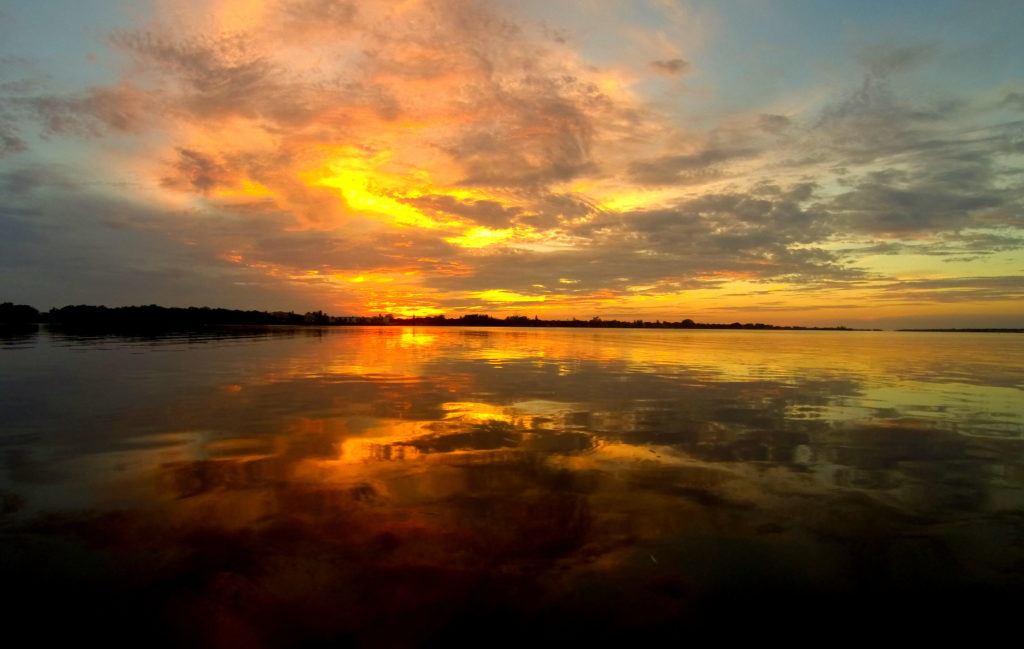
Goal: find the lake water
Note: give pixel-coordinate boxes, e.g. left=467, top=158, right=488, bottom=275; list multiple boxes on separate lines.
left=2, top=326, right=1023, bottom=645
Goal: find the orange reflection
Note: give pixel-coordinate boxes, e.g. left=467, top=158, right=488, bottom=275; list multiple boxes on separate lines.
left=10, top=327, right=1024, bottom=647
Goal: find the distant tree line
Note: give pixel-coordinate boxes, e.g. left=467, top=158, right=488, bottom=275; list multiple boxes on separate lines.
left=0, top=302, right=39, bottom=323
left=897, top=328, right=1023, bottom=333
left=0, top=302, right=377, bottom=327
left=1, top=301, right=861, bottom=330
left=394, top=313, right=851, bottom=330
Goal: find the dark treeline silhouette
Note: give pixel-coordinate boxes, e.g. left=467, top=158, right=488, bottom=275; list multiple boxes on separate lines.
left=5, top=303, right=361, bottom=328
left=1, top=301, right=860, bottom=330
left=0, top=302, right=40, bottom=323
left=394, top=313, right=854, bottom=330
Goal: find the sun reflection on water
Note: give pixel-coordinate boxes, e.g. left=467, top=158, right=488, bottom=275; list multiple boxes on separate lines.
left=2, top=327, right=1023, bottom=644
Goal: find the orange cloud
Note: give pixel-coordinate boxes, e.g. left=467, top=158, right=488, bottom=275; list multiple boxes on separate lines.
left=8, top=0, right=1017, bottom=324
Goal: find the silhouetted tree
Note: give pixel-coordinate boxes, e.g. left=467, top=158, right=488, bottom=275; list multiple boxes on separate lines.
left=0, top=302, right=39, bottom=323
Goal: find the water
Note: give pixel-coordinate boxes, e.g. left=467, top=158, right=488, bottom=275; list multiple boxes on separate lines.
left=2, top=326, right=1023, bottom=645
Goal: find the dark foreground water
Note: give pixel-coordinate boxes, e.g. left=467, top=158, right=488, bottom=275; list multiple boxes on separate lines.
left=2, top=326, right=1023, bottom=646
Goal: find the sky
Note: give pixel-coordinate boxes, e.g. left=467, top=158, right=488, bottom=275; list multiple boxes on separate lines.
left=1, top=0, right=1022, bottom=327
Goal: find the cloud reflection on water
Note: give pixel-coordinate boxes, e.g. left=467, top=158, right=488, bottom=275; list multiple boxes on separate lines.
left=1, top=327, right=1023, bottom=644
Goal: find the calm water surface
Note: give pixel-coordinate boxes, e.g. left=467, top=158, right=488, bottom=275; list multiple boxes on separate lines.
left=2, top=326, right=1023, bottom=645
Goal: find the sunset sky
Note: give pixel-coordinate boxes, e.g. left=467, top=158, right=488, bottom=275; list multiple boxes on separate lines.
left=1, top=0, right=1022, bottom=327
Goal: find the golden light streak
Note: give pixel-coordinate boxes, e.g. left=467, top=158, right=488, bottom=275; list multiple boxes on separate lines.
left=329, top=272, right=397, bottom=284
left=443, top=227, right=521, bottom=249
left=300, top=146, right=533, bottom=250
left=210, top=179, right=275, bottom=200
left=301, top=148, right=448, bottom=229
left=472, top=290, right=548, bottom=303
left=442, top=402, right=511, bottom=424
left=398, top=331, right=438, bottom=347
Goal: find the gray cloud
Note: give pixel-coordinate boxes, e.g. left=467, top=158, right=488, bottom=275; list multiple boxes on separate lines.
left=0, top=126, right=25, bottom=156
left=110, top=30, right=303, bottom=122
left=279, top=0, right=358, bottom=29
left=858, top=43, right=936, bottom=78
left=781, top=44, right=1024, bottom=245
left=400, top=195, right=522, bottom=228
left=21, top=84, right=152, bottom=137
left=812, top=46, right=963, bottom=166
left=758, top=114, right=790, bottom=134
left=0, top=165, right=342, bottom=310
left=872, top=276, right=1024, bottom=303
left=442, top=74, right=604, bottom=188
left=839, top=232, right=1024, bottom=260
left=649, top=58, right=689, bottom=76
left=0, top=66, right=150, bottom=148
left=163, top=148, right=226, bottom=194
left=421, top=183, right=862, bottom=300
left=627, top=146, right=754, bottom=186
left=1000, top=92, right=1024, bottom=111
left=827, top=142, right=1021, bottom=236
left=625, top=117, right=786, bottom=187
left=831, top=178, right=1002, bottom=235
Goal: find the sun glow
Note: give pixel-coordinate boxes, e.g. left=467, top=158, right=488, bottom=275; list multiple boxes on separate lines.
left=50, top=0, right=1017, bottom=328
left=302, top=148, right=452, bottom=230
left=444, top=227, right=523, bottom=249
left=300, top=147, right=534, bottom=256
left=210, top=179, right=276, bottom=201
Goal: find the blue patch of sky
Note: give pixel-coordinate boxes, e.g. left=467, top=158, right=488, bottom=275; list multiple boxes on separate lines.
left=0, top=0, right=150, bottom=89
left=512, top=0, right=1024, bottom=123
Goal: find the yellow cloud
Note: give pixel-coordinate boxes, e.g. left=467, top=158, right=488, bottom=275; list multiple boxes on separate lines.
left=472, top=290, right=548, bottom=303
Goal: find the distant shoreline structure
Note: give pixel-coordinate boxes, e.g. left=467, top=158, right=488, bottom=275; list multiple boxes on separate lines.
left=2, top=301, right=1020, bottom=332
left=896, top=328, right=1024, bottom=333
